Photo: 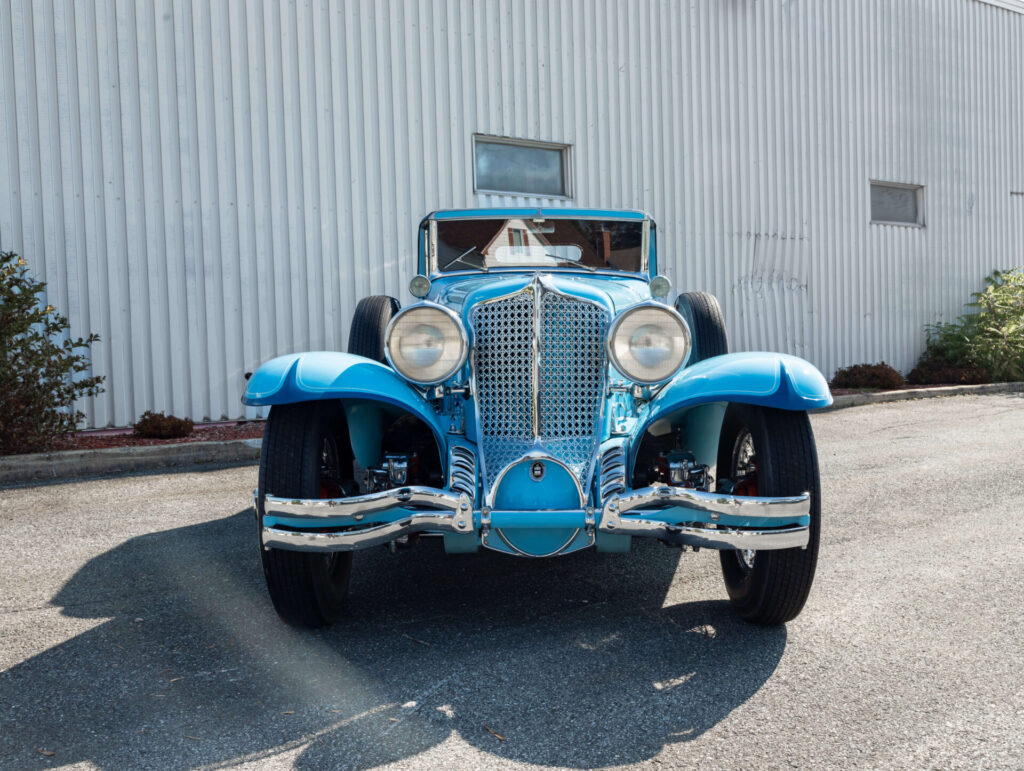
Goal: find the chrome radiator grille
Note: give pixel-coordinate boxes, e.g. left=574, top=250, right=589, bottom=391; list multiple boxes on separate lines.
left=470, top=285, right=609, bottom=489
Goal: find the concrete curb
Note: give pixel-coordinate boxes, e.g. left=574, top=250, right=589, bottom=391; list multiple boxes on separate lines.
left=2, top=382, right=1022, bottom=486
left=0, top=438, right=262, bottom=486
left=823, top=380, right=1024, bottom=411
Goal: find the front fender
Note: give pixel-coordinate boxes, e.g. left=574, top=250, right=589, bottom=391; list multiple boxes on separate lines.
left=242, top=351, right=447, bottom=449
left=635, top=352, right=832, bottom=438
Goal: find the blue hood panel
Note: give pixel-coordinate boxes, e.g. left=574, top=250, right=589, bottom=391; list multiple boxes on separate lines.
left=432, top=272, right=654, bottom=322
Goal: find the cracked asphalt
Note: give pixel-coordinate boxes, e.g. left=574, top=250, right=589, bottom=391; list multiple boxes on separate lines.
left=1, top=394, right=1022, bottom=770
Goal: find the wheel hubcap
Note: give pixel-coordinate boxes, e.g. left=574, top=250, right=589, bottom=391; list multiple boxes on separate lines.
left=731, top=429, right=758, bottom=572
left=320, top=436, right=344, bottom=576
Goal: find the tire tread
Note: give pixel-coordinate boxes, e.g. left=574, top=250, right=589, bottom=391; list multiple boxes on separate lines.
left=258, top=402, right=351, bottom=627
left=348, top=296, right=400, bottom=362
left=676, top=291, right=728, bottom=363
left=718, top=405, right=820, bottom=625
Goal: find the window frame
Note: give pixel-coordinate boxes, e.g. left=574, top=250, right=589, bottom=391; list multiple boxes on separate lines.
left=972, top=0, right=1024, bottom=16
left=870, top=180, right=925, bottom=228
left=472, top=134, right=574, bottom=199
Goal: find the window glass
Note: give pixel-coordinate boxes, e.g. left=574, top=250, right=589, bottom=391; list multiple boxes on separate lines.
left=435, top=217, right=643, bottom=273
left=871, top=182, right=922, bottom=225
left=474, top=138, right=568, bottom=197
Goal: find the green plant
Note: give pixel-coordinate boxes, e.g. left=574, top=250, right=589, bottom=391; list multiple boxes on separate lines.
left=0, top=252, right=104, bottom=455
left=830, top=362, right=906, bottom=390
left=908, top=268, right=1024, bottom=385
left=133, top=410, right=194, bottom=439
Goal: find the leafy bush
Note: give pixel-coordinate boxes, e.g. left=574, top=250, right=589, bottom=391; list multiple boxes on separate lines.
left=134, top=410, right=194, bottom=439
left=1, top=252, right=104, bottom=455
left=907, top=268, right=1024, bottom=385
left=830, top=362, right=906, bottom=390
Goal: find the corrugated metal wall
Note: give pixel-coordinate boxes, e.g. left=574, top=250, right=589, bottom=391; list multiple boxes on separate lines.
left=2, top=0, right=1023, bottom=427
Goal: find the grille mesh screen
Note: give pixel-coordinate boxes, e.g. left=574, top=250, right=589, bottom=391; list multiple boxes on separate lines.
left=471, top=287, right=608, bottom=489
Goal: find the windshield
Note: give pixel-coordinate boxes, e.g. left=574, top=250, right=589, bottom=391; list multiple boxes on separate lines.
left=434, top=217, right=645, bottom=273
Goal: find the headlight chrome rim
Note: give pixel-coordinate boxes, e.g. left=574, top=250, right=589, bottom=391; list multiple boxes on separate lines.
left=606, top=302, right=691, bottom=385
left=384, top=303, right=468, bottom=385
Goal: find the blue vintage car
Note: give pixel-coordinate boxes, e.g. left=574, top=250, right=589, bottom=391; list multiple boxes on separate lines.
left=244, top=209, right=832, bottom=627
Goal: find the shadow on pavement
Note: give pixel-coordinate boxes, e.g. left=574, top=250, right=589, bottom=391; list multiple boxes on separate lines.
left=0, top=510, right=786, bottom=769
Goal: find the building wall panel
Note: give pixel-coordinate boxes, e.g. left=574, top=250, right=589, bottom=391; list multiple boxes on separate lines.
left=1, top=0, right=1022, bottom=426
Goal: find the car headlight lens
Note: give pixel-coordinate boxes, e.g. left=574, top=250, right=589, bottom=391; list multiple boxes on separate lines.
left=385, top=305, right=467, bottom=384
left=608, top=305, right=690, bottom=384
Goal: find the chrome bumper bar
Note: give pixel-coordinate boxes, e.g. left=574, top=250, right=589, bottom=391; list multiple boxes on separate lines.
left=599, top=485, right=811, bottom=550
left=264, top=486, right=471, bottom=522
left=258, top=483, right=810, bottom=553
left=260, top=487, right=474, bottom=552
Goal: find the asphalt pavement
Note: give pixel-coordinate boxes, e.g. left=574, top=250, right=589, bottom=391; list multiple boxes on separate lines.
left=1, top=394, right=1022, bottom=769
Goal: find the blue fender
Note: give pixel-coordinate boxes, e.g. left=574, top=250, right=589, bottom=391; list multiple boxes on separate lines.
left=242, top=352, right=447, bottom=462
left=634, top=352, right=832, bottom=439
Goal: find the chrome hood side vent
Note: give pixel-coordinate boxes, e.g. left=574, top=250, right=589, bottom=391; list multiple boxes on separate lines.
left=599, top=443, right=627, bottom=503
left=448, top=445, right=477, bottom=501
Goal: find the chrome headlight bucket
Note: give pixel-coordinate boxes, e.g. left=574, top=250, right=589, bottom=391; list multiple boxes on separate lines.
left=385, top=304, right=468, bottom=385
left=607, top=303, right=691, bottom=384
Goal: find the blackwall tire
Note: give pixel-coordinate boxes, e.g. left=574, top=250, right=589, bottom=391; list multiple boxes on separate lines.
left=257, top=401, right=353, bottom=628
left=716, top=404, right=821, bottom=625
left=675, top=291, right=729, bottom=364
left=348, top=296, right=400, bottom=362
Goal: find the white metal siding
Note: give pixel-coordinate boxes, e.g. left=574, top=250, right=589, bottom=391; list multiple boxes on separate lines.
left=2, top=0, right=1022, bottom=427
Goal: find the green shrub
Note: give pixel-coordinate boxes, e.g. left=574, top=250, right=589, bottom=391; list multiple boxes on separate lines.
left=907, top=268, right=1024, bottom=385
left=0, top=252, right=105, bottom=455
left=830, top=362, right=906, bottom=390
left=134, top=410, right=194, bottom=439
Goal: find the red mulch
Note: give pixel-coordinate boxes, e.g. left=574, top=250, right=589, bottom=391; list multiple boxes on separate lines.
left=49, top=421, right=266, bottom=452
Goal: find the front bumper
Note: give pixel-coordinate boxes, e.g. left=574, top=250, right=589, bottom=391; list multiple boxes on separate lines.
left=599, top=485, right=810, bottom=550
left=259, top=483, right=810, bottom=554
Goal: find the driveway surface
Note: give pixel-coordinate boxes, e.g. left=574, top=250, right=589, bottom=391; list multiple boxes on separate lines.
left=1, top=395, right=1022, bottom=769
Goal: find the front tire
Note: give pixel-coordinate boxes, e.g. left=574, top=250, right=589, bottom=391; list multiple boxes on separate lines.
left=348, top=295, right=400, bottom=362
left=717, top=404, right=821, bottom=625
left=257, top=401, right=353, bottom=628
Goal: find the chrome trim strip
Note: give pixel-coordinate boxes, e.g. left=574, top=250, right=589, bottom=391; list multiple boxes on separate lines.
left=531, top=275, right=541, bottom=436
left=608, top=485, right=810, bottom=519
left=641, top=220, right=650, bottom=276
left=431, top=267, right=651, bottom=281
left=427, top=215, right=651, bottom=277
left=264, top=487, right=469, bottom=522
left=493, top=527, right=583, bottom=558
left=262, top=511, right=474, bottom=553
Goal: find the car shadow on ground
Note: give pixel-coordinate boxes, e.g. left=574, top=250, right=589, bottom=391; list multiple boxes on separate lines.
left=0, top=510, right=786, bottom=769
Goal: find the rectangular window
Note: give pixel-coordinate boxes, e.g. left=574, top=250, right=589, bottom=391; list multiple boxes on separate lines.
left=871, top=181, right=924, bottom=226
left=473, top=135, right=571, bottom=197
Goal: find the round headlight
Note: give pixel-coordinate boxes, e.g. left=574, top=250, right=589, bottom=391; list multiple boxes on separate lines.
left=408, top=274, right=431, bottom=298
left=608, top=304, right=691, bottom=384
left=385, top=305, right=467, bottom=385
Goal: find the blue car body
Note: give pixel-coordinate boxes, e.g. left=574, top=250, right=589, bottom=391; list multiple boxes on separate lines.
left=245, top=208, right=831, bottom=559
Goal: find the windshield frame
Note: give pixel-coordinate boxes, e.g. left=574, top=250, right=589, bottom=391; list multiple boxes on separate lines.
left=426, top=215, right=651, bottom=278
